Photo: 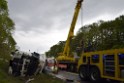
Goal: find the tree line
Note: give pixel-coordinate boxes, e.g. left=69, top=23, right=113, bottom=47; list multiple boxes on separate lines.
left=0, top=0, right=16, bottom=59
left=46, top=15, right=124, bottom=57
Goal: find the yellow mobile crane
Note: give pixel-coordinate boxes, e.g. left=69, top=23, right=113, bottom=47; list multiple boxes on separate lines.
left=57, top=0, right=83, bottom=72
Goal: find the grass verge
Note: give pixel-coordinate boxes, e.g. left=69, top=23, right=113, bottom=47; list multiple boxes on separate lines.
left=0, top=60, right=65, bottom=83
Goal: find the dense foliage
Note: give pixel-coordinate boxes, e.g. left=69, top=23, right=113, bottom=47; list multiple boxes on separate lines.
left=45, top=41, right=65, bottom=57
left=0, top=0, right=16, bottom=59
left=46, top=15, right=124, bottom=57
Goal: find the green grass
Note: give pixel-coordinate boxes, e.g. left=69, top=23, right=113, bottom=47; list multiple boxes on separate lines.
left=0, top=60, right=65, bottom=83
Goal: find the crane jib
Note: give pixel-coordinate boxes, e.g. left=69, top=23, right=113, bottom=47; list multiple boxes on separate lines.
left=62, top=0, right=83, bottom=57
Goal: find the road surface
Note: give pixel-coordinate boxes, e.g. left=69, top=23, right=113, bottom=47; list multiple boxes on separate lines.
left=52, top=71, right=119, bottom=83
left=56, top=71, right=91, bottom=83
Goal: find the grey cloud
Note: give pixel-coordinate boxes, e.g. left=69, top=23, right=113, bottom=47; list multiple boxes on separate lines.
left=8, top=0, right=124, bottom=32
left=8, top=0, right=77, bottom=33
left=8, top=0, right=124, bottom=33
left=83, top=0, right=124, bottom=21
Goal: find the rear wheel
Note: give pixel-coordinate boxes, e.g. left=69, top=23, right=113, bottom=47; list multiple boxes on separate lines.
left=79, top=66, right=87, bottom=80
left=90, top=67, right=101, bottom=82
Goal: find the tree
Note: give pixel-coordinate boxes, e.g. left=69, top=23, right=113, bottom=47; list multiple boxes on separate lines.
left=0, top=0, right=16, bottom=59
left=45, top=41, right=65, bottom=57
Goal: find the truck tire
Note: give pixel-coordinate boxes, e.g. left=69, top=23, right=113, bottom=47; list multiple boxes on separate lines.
left=90, top=67, right=101, bottom=82
left=79, top=66, right=87, bottom=80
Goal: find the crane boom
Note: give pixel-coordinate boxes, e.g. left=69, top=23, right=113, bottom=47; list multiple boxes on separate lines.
left=57, top=0, right=83, bottom=65
left=63, top=0, right=83, bottom=57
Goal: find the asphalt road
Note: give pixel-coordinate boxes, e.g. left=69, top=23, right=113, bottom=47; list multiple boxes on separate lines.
left=52, top=71, right=90, bottom=83
left=53, top=71, right=119, bottom=83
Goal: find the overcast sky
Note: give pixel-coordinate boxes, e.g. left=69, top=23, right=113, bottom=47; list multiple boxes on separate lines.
left=7, top=0, right=124, bottom=54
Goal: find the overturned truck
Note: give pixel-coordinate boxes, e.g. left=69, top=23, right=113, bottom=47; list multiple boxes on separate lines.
left=8, top=50, right=46, bottom=77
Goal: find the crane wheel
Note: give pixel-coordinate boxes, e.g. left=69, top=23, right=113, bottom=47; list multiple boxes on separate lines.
left=79, top=66, right=87, bottom=80
left=90, top=67, right=101, bottom=82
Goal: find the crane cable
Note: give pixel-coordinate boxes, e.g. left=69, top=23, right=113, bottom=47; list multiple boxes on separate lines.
left=80, top=3, right=83, bottom=27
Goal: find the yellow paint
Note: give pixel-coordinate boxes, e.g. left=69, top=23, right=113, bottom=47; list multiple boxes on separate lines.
left=78, top=48, right=124, bottom=82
